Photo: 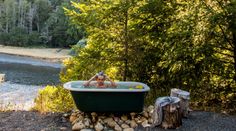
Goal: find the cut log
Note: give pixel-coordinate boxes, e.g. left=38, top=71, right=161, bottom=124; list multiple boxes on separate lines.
left=152, top=96, right=182, bottom=129
left=0, top=74, right=5, bottom=83
left=171, top=88, right=190, bottom=117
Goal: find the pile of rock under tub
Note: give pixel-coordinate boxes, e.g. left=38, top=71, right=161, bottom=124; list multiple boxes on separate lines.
left=66, top=105, right=155, bottom=131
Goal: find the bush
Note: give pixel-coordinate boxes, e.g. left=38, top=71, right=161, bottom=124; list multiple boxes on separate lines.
left=33, top=85, right=75, bottom=113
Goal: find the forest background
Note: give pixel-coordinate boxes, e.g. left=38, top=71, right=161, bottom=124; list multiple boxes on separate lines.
left=1, top=0, right=236, bottom=113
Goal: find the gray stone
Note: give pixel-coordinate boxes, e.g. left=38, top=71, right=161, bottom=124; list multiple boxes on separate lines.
left=121, top=123, right=130, bottom=129
left=107, top=120, right=117, bottom=128
left=141, top=120, right=151, bottom=127
left=63, top=113, right=70, bottom=118
left=121, top=115, right=128, bottom=121
left=70, top=115, right=77, bottom=123
left=123, top=128, right=134, bottom=131
left=130, top=120, right=138, bottom=128
left=59, top=127, right=67, bottom=130
left=143, top=111, right=149, bottom=118
left=84, top=118, right=91, bottom=127
left=95, top=122, right=104, bottom=131
left=125, top=120, right=131, bottom=125
left=72, top=121, right=85, bottom=131
left=114, top=124, right=122, bottom=131
left=104, top=117, right=114, bottom=124
left=81, top=129, right=94, bottom=131
left=148, top=118, right=153, bottom=124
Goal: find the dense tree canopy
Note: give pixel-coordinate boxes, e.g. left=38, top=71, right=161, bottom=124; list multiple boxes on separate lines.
left=61, top=0, right=236, bottom=112
left=0, top=0, right=84, bottom=47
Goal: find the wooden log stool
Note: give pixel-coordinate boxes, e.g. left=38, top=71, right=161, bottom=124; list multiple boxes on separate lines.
left=171, top=88, right=190, bottom=117
left=152, top=96, right=182, bottom=129
left=0, top=74, right=5, bottom=83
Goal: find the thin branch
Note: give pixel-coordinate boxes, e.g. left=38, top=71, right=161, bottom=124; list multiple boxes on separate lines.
left=214, top=50, right=234, bottom=58
left=213, top=39, right=234, bottom=52
left=218, top=24, right=234, bottom=48
left=215, top=0, right=228, bottom=15
left=216, top=58, right=234, bottom=65
left=213, top=46, right=234, bottom=52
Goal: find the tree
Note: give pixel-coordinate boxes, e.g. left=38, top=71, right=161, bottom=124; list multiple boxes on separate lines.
left=63, top=0, right=236, bottom=112
left=0, top=0, right=83, bottom=47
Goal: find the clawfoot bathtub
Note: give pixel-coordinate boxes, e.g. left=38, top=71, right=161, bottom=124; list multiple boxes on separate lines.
left=64, top=81, right=150, bottom=112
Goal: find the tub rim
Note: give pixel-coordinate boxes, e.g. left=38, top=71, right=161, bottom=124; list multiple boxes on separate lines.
left=64, top=81, right=150, bottom=92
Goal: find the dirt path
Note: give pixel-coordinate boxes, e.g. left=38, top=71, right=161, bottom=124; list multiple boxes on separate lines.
left=0, top=111, right=71, bottom=131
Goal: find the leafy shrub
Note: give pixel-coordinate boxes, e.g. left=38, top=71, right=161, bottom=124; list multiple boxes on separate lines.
left=33, top=85, right=75, bottom=112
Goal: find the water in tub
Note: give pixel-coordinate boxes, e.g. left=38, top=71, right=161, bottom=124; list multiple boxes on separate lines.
left=71, top=82, right=144, bottom=89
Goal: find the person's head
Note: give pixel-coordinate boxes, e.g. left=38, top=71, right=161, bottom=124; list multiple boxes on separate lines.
left=96, top=72, right=106, bottom=86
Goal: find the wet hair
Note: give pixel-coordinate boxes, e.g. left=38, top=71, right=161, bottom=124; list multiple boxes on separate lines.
left=98, top=71, right=104, bottom=76
left=96, top=71, right=105, bottom=80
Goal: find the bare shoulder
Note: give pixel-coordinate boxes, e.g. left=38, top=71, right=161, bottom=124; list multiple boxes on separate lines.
left=89, top=81, right=97, bottom=86
left=106, top=83, right=117, bottom=88
left=84, top=81, right=97, bottom=87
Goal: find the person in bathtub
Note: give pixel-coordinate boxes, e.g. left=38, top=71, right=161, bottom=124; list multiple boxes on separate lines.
left=83, top=71, right=117, bottom=88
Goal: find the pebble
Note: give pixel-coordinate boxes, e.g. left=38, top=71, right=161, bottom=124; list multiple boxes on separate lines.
left=107, top=120, right=117, bottom=128
left=123, top=128, right=134, bottom=131
left=130, top=112, right=136, bottom=119
left=104, top=117, right=113, bottom=123
left=59, top=127, right=67, bottom=130
left=70, top=115, right=77, bottom=123
left=72, top=121, right=85, bottom=131
left=95, top=122, right=104, bottom=131
left=114, top=117, right=120, bottom=122
left=61, top=117, right=67, bottom=123
left=142, top=120, right=151, bottom=127
left=125, top=120, right=131, bottom=125
left=148, top=118, right=153, bottom=124
left=121, top=115, right=128, bottom=121
left=130, top=120, right=138, bottom=128
left=114, top=124, right=122, bottom=131
left=84, top=118, right=91, bottom=127
left=63, top=113, right=70, bottom=118
left=81, top=129, right=94, bottom=131
left=98, top=115, right=106, bottom=120
left=121, top=123, right=130, bottom=129
left=147, top=105, right=154, bottom=113
left=143, top=111, right=149, bottom=118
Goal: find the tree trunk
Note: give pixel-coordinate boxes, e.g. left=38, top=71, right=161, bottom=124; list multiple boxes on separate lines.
left=28, top=3, right=34, bottom=33
left=123, top=4, right=128, bottom=81
left=232, top=33, right=236, bottom=81
left=0, top=3, right=2, bottom=32
left=171, top=88, right=190, bottom=118
left=161, top=102, right=182, bottom=129
left=12, top=2, right=16, bottom=30
left=152, top=96, right=182, bottom=129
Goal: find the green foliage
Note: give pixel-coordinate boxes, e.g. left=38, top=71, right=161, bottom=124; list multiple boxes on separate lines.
left=61, top=0, right=236, bottom=113
left=33, top=85, right=75, bottom=112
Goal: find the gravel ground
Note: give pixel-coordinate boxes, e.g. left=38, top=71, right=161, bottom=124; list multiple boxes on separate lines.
left=137, top=111, right=236, bottom=131
left=0, top=111, right=235, bottom=131
left=0, top=111, right=72, bottom=131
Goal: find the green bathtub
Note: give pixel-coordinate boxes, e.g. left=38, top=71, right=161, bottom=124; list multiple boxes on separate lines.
left=63, top=81, right=150, bottom=112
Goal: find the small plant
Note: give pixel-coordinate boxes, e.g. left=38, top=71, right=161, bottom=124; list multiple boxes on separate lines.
left=33, top=85, right=75, bottom=113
